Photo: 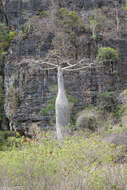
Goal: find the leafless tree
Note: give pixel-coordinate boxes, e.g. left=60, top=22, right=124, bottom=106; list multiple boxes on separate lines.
left=39, top=53, right=94, bottom=140
left=114, top=1, right=120, bottom=34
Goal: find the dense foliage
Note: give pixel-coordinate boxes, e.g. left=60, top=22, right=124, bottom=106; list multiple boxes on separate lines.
left=96, top=47, right=120, bottom=64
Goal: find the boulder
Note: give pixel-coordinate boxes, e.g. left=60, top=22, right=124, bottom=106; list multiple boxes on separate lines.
left=76, top=108, right=100, bottom=131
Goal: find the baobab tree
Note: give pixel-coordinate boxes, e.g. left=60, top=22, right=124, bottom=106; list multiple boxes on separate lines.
left=7, top=54, right=95, bottom=139
left=39, top=52, right=94, bottom=140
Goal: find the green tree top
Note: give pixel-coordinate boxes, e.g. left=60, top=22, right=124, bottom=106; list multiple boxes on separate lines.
left=58, top=8, right=84, bottom=35
left=96, top=47, right=120, bottom=64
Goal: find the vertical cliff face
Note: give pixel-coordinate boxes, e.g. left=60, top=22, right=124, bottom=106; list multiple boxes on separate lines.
left=4, top=0, right=56, bottom=132
left=3, top=0, right=127, bottom=132
left=5, top=0, right=52, bottom=29
left=4, top=59, right=55, bottom=132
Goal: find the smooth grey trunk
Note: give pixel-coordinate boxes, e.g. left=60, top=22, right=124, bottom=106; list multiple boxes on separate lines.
left=55, top=66, right=70, bottom=140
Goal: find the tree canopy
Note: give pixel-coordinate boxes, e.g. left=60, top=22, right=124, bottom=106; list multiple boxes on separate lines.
left=96, top=47, right=120, bottom=64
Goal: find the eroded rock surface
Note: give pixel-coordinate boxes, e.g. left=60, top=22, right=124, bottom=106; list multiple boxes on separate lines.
left=3, top=0, right=127, bottom=132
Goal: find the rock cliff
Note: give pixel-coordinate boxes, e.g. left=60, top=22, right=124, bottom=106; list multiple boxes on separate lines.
left=1, top=0, right=127, bottom=132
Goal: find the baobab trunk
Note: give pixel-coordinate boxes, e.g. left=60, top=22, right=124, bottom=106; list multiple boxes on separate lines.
left=55, top=67, right=70, bottom=140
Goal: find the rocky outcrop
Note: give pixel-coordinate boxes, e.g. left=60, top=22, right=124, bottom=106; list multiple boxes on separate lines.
left=4, top=57, right=122, bottom=131
left=4, top=59, right=55, bottom=131
left=5, top=0, right=53, bottom=29
left=2, top=0, right=127, bottom=132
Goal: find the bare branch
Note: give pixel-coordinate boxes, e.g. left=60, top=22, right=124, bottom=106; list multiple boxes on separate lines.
left=62, top=58, right=92, bottom=70
left=39, top=67, right=57, bottom=71
left=62, top=62, right=82, bottom=70
left=61, top=59, right=74, bottom=66
left=23, top=57, right=103, bottom=72
left=64, top=65, right=93, bottom=71
left=78, top=58, right=89, bottom=64
left=64, top=62, right=72, bottom=66
left=39, top=61, right=58, bottom=68
left=64, top=64, right=105, bottom=71
left=45, top=50, right=63, bottom=62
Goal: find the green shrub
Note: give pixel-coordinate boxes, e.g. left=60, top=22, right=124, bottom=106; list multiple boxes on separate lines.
left=58, top=8, right=84, bottom=35
left=8, top=30, right=17, bottom=41
left=113, top=103, right=127, bottom=119
left=98, top=91, right=127, bottom=120
left=0, top=23, right=16, bottom=51
left=22, top=23, right=32, bottom=39
left=0, top=130, right=21, bottom=151
left=98, top=91, right=118, bottom=113
left=96, top=47, right=120, bottom=64
left=36, top=10, right=48, bottom=17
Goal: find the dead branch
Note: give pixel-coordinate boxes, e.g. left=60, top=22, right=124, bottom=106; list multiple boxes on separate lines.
left=39, top=66, right=56, bottom=71
left=64, top=63, right=94, bottom=71
left=39, top=61, right=58, bottom=67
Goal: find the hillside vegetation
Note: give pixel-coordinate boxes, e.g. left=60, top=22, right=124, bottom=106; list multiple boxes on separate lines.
left=0, top=129, right=127, bottom=190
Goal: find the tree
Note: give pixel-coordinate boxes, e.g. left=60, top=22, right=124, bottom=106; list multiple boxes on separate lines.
left=39, top=53, right=93, bottom=140
left=55, top=66, right=70, bottom=139
left=89, top=19, right=97, bottom=38
left=96, top=47, right=120, bottom=73
left=57, top=8, right=85, bottom=60
left=96, top=47, right=120, bottom=63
